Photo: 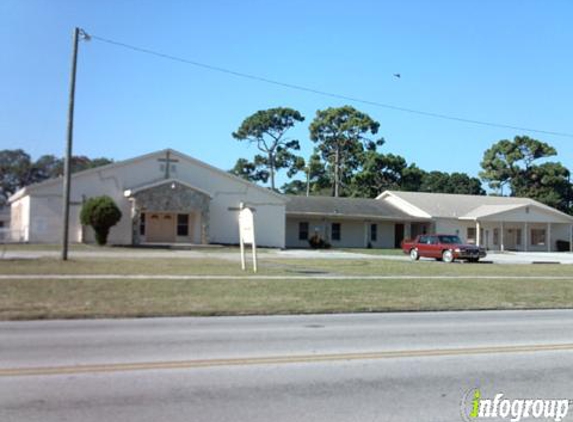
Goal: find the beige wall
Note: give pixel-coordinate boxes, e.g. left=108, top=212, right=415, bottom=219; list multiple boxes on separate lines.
left=286, top=217, right=396, bottom=248
left=436, top=217, right=572, bottom=252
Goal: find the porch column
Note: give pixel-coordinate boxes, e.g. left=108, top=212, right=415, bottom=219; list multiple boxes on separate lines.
left=500, top=222, right=505, bottom=252
left=364, top=222, right=369, bottom=247
left=476, top=221, right=481, bottom=247
left=547, top=223, right=551, bottom=252
left=524, top=222, right=528, bottom=252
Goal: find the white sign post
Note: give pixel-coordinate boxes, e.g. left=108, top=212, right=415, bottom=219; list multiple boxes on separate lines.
left=238, top=203, right=257, bottom=273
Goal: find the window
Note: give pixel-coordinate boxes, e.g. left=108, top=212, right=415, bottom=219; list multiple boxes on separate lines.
left=531, top=229, right=546, bottom=246
left=493, top=228, right=499, bottom=245
left=370, top=224, right=377, bottom=242
left=177, top=214, right=189, bottom=236
left=139, top=213, right=146, bottom=235
left=418, top=235, right=428, bottom=244
left=298, top=222, right=309, bottom=241
left=467, top=228, right=476, bottom=244
left=331, top=223, right=341, bottom=241
left=516, top=229, right=522, bottom=245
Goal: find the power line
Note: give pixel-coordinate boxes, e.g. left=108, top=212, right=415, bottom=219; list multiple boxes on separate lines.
left=89, top=33, right=573, bottom=139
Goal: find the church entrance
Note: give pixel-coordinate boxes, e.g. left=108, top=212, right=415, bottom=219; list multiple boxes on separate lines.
left=146, top=213, right=176, bottom=243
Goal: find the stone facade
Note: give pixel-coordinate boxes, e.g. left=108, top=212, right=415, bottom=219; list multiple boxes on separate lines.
left=130, top=181, right=210, bottom=244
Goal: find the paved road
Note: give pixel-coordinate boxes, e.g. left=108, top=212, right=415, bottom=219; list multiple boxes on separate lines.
left=1, top=311, right=573, bottom=421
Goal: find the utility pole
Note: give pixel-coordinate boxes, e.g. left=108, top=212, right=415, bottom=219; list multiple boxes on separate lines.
left=62, top=27, right=89, bottom=261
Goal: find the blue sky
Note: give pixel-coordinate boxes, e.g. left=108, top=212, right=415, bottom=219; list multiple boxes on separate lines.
left=1, top=0, right=572, bottom=188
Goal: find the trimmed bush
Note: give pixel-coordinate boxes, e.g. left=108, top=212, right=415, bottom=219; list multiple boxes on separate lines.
left=308, top=233, right=331, bottom=249
left=80, top=196, right=122, bottom=246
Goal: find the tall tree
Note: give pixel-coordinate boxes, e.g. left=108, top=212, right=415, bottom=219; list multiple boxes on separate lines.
left=229, top=157, right=270, bottom=184
left=479, top=135, right=557, bottom=193
left=309, top=105, right=383, bottom=197
left=0, top=149, right=33, bottom=205
left=0, top=149, right=113, bottom=206
left=480, top=136, right=571, bottom=212
left=232, top=107, right=305, bottom=191
left=350, top=152, right=408, bottom=198
left=420, top=171, right=485, bottom=195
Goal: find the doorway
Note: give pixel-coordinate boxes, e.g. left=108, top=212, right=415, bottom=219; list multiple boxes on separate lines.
left=146, top=213, right=176, bottom=243
left=394, top=223, right=405, bottom=248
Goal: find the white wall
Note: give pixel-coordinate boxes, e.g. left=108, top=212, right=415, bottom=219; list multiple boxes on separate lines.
left=14, top=151, right=286, bottom=247
left=10, top=196, right=30, bottom=242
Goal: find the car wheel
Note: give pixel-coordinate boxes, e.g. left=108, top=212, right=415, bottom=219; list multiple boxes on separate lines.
left=442, top=249, right=454, bottom=263
left=409, top=248, right=419, bottom=261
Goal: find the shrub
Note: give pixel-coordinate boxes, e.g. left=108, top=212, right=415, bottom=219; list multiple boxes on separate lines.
left=80, top=196, right=122, bottom=246
left=308, top=233, right=331, bottom=249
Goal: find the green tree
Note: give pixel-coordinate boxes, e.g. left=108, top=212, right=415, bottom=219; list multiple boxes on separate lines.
left=0, top=150, right=113, bottom=205
left=350, top=152, right=408, bottom=198
left=479, top=135, right=557, bottom=193
left=400, top=164, right=426, bottom=192
left=420, top=171, right=485, bottom=195
left=309, top=105, right=383, bottom=197
left=80, top=196, right=122, bottom=246
left=232, top=107, right=305, bottom=191
left=480, top=136, right=571, bottom=212
left=229, top=157, right=269, bottom=184
left=0, top=149, right=33, bottom=205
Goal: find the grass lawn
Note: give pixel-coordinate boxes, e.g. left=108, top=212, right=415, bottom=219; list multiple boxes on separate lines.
left=1, top=255, right=572, bottom=319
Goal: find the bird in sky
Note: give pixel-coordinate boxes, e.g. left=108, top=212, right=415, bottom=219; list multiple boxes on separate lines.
left=393, top=73, right=401, bottom=78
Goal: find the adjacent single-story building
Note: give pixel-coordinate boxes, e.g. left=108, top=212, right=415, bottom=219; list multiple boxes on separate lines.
left=377, top=191, right=573, bottom=252
left=8, top=148, right=573, bottom=251
left=285, top=195, right=432, bottom=249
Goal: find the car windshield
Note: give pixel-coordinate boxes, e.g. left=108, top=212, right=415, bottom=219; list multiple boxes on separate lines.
left=438, top=235, right=462, bottom=244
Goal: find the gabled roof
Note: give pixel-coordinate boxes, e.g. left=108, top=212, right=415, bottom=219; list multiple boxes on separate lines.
left=459, top=204, right=525, bottom=220
left=285, top=195, right=423, bottom=221
left=9, top=148, right=286, bottom=203
left=378, top=190, right=573, bottom=222
left=124, top=178, right=213, bottom=199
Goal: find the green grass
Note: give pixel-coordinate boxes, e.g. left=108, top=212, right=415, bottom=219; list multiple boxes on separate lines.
left=1, top=277, right=572, bottom=320
left=1, top=255, right=573, bottom=320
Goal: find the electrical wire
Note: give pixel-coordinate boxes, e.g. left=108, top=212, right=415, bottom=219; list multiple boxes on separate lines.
left=88, top=33, right=573, bottom=138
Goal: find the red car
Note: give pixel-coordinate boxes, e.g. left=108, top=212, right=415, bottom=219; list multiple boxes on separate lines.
left=401, top=234, right=487, bottom=263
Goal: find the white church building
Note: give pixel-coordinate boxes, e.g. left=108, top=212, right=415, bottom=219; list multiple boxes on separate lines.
left=8, top=148, right=573, bottom=252
left=9, top=149, right=287, bottom=248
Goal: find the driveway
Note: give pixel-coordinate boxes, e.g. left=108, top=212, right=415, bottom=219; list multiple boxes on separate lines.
left=485, top=251, right=573, bottom=265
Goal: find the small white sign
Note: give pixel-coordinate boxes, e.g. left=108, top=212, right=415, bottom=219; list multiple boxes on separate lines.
left=239, top=208, right=255, bottom=245
left=238, top=204, right=257, bottom=273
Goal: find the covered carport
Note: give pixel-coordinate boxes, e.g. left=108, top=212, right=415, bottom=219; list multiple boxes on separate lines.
left=460, top=203, right=573, bottom=252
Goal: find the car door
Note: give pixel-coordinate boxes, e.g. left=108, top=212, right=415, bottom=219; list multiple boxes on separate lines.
left=427, top=235, right=441, bottom=258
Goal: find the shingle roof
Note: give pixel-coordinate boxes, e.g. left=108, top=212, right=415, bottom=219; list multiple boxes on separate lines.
left=286, top=195, right=419, bottom=220
left=383, top=191, right=573, bottom=221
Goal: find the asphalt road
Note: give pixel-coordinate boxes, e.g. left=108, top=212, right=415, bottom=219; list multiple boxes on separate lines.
left=2, top=310, right=573, bottom=421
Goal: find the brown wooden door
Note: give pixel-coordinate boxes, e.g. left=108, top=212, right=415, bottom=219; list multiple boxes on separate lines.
left=146, top=213, right=175, bottom=243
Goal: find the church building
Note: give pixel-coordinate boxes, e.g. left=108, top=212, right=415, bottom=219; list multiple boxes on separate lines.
left=9, top=149, right=287, bottom=248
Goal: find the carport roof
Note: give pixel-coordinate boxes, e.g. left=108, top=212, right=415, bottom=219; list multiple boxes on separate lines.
left=380, top=190, right=573, bottom=222
left=285, top=195, right=420, bottom=221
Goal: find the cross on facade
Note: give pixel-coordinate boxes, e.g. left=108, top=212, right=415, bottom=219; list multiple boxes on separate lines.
left=157, top=150, right=179, bottom=179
